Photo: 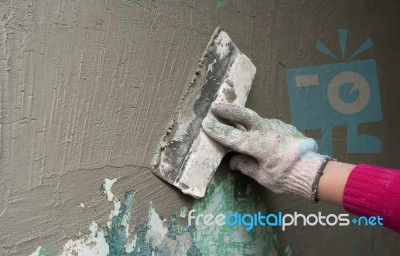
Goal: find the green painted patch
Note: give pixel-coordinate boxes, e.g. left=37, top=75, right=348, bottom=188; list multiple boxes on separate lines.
left=121, top=0, right=141, bottom=8
left=105, top=192, right=134, bottom=255
left=284, top=244, right=292, bottom=256
left=192, top=171, right=277, bottom=255
left=216, top=0, right=227, bottom=12
left=234, top=176, right=249, bottom=200
left=38, top=246, right=58, bottom=256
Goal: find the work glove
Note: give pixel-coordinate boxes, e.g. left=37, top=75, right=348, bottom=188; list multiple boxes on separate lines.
left=202, top=102, right=331, bottom=202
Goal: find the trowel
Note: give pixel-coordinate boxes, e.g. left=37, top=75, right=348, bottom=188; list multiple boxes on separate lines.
left=152, top=27, right=256, bottom=198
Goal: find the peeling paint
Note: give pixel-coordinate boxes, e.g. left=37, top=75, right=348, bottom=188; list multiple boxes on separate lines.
left=104, top=178, right=122, bottom=228
left=30, top=171, right=277, bottom=255
left=61, top=222, right=109, bottom=256
left=29, top=247, right=41, bottom=256
left=29, top=246, right=58, bottom=256
left=180, top=206, right=188, bottom=218
left=29, top=178, right=195, bottom=255
left=146, top=201, right=168, bottom=248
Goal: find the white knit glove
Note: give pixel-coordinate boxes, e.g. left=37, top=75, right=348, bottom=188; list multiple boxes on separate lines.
left=202, top=102, right=331, bottom=201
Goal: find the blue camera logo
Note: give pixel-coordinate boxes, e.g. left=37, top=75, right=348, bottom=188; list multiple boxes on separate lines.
left=286, top=29, right=382, bottom=155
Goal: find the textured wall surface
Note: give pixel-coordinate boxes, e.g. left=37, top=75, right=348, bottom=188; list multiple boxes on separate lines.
left=0, top=0, right=399, bottom=255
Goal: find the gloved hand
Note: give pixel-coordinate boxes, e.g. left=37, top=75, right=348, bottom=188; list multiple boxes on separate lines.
left=202, top=102, right=331, bottom=201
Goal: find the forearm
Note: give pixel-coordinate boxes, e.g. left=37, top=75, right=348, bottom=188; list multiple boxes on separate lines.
left=317, top=162, right=400, bottom=233
left=316, top=161, right=353, bottom=206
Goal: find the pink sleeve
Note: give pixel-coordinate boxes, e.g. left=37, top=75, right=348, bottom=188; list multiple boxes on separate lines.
left=343, top=164, right=400, bottom=233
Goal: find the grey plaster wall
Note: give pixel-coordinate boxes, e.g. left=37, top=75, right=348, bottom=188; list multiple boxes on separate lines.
left=0, top=0, right=399, bottom=255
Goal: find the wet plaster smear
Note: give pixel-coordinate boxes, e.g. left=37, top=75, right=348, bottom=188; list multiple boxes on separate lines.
left=1, top=0, right=400, bottom=255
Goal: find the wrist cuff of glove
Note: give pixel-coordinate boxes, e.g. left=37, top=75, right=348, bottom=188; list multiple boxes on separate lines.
left=310, top=156, right=332, bottom=203
left=285, top=156, right=332, bottom=201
